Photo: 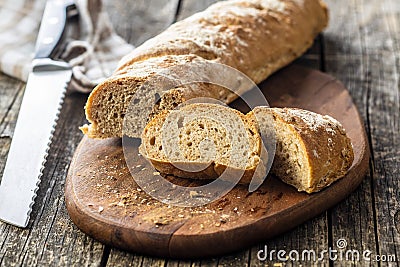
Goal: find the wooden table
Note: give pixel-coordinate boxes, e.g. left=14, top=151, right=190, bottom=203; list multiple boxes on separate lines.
left=0, top=0, right=399, bottom=266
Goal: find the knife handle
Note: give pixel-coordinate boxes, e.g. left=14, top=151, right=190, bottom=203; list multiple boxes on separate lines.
left=34, top=0, right=76, bottom=60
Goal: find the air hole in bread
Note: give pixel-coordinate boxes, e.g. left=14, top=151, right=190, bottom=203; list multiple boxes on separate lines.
left=150, top=136, right=156, bottom=145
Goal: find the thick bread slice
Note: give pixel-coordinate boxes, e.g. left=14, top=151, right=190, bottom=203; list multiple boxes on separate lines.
left=82, top=0, right=328, bottom=139
left=140, top=103, right=262, bottom=183
left=140, top=104, right=354, bottom=193
left=251, top=107, right=354, bottom=193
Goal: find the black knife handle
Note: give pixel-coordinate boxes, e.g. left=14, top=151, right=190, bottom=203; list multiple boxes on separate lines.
left=34, top=0, right=76, bottom=60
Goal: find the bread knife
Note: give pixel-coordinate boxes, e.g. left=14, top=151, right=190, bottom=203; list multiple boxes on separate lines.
left=0, top=0, right=76, bottom=228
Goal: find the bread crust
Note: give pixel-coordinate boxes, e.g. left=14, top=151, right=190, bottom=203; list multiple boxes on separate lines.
left=266, top=108, right=354, bottom=193
left=83, top=0, right=328, bottom=138
left=250, top=107, right=354, bottom=193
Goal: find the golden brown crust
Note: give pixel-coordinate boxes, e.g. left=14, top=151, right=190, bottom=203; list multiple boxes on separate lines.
left=146, top=159, right=259, bottom=184
left=117, top=0, right=328, bottom=82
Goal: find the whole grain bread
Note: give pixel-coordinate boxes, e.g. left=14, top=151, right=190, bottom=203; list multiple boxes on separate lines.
left=139, top=103, right=263, bottom=183
left=252, top=107, right=354, bottom=193
left=140, top=104, right=354, bottom=193
left=81, top=0, right=328, bottom=138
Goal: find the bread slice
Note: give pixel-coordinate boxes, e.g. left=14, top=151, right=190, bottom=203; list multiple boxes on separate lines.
left=81, top=0, right=328, bottom=139
left=251, top=107, right=354, bottom=193
left=140, top=104, right=354, bottom=193
left=139, top=103, right=262, bottom=183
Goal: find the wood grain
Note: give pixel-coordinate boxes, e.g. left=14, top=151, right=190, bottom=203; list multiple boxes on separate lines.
left=65, top=65, right=369, bottom=258
left=0, top=78, right=105, bottom=266
left=322, top=1, right=379, bottom=266
left=356, top=0, right=400, bottom=263
left=324, top=0, right=400, bottom=266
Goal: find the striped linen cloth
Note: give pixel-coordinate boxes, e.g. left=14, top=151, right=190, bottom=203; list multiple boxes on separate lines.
left=0, top=0, right=134, bottom=93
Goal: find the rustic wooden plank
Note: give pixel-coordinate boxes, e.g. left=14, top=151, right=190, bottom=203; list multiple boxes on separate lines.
left=0, top=75, right=24, bottom=182
left=106, top=252, right=143, bottom=267
left=0, top=88, right=24, bottom=142
left=322, top=1, right=379, bottom=266
left=360, top=0, right=400, bottom=264
left=165, top=259, right=192, bottom=267
left=324, top=0, right=399, bottom=265
left=0, top=76, right=105, bottom=266
left=248, top=214, right=329, bottom=266
left=0, top=75, right=24, bottom=139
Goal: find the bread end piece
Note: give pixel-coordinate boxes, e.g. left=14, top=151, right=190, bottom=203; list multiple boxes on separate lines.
left=253, top=107, right=354, bottom=193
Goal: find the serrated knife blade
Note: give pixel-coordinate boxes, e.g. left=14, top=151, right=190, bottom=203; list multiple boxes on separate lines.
left=0, top=0, right=76, bottom=228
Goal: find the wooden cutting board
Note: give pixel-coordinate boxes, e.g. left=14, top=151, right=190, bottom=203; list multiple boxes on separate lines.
left=65, top=65, right=369, bottom=258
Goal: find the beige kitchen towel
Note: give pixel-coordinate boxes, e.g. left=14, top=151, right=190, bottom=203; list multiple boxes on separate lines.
left=0, top=0, right=134, bottom=93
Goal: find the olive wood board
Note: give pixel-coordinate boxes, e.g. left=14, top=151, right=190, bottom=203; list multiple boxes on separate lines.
left=65, top=65, right=369, bottom=259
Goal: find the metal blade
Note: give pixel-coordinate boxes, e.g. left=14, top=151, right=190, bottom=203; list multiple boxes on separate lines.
left=0, top=69, right=71, bottom=227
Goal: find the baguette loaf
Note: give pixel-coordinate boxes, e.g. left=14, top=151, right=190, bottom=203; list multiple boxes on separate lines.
left=140, top=104, right=354, bottom=193
left=81, top=0, right=328, bottom=138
